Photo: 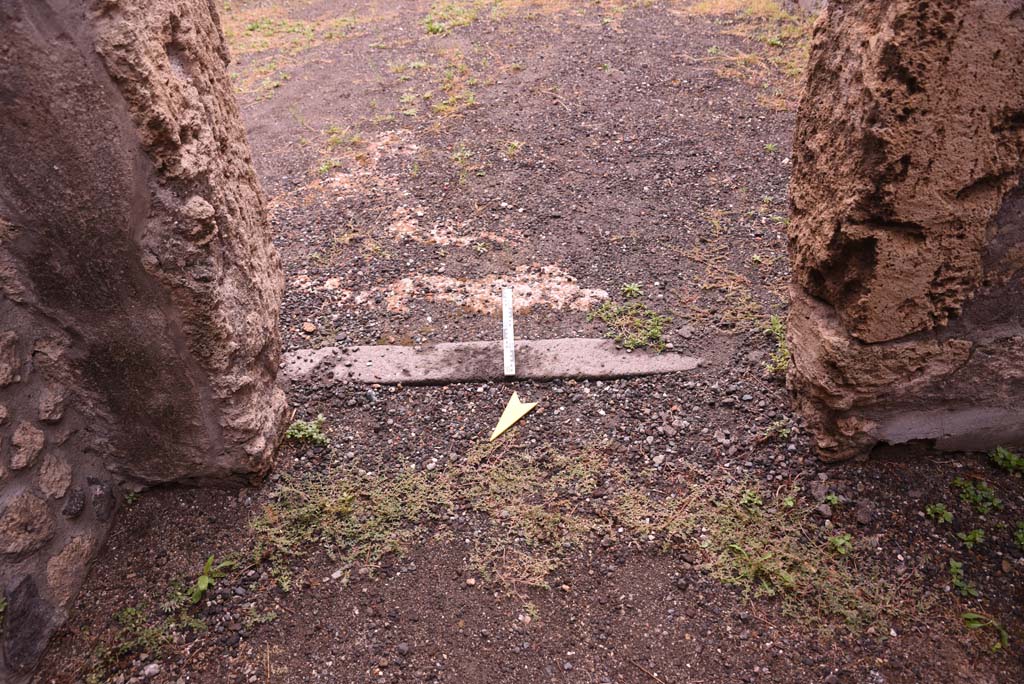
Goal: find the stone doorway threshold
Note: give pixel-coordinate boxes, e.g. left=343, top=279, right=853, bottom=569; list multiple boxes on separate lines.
left=282, top=338, right=701, bottom=385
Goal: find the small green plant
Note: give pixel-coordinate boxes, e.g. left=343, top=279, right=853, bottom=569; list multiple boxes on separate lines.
left=763, top=314, right=790, bottom=375
left=739, top=489, right=763, bottom=511
left=423, top=1, right=481, bottom=35
left=828, top=533, right=852, bottom=556
left=324, top=125, right=363, bottom=149
left=113, top=606, right=171, bottom=655
left=504, top=140, right=524, bottom=158
left=962, top=612, right=1010, bottom=652
left=123, top=491, right=140, bottom=506
left=925, top=503, right=953, bottom=524
left=764, top=142, right=778, bottom=153
left=764, top=419, right=791, bottom=441
left=243, top=607, right=279, bottom=629
left=952, top=477, right=1003, bottom=515
left=158, top=582, right=188, bottom=614
left=990, top=446, right=1023, bottom=474
left=949, top=558, right=979, bottom=598
left=824, top=493, right=841, bottom=506
left=189, top=555, right=236, bottom=604
left=285, top=415, right=329, bottom=446
left=621, top=282, right=643, bottom=299
left=957, top=529, right=985, bottom=550
left=450, top=143, right=473, bottom=166
left=588, top=301, right=671, bottom=351
left=1015, top=521, right=1024, bottom=549
left=316, top=159, right=342, bottom=175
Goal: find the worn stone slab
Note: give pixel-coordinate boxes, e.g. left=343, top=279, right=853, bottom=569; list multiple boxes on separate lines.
left=282, top=339, right=701, bottom=385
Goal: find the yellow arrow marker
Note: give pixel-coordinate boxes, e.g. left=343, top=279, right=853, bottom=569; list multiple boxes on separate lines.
left=489, top=392, right=538, bottom=441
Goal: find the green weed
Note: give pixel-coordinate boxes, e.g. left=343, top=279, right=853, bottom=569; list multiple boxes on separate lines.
left=188, top=555, right=236, bottom=604
left=424, top=1, right=485, bottom=35
left=962, top=612, right=1010, bottom=652
left=621, top=282, right=644, bottom=299
left=588, top=301, right=670, bottom=351
left=957, top=529, right=985, bottom=550
left=450, top=143, right=473, bottom=166
left=504, top=140, right=524, bottom=158
left=828, top=533, right=852, bottom=556
left=990, top=446, right=1023, bottom=475
left=285, top=415, right=329, bottom=446
left=949, top=558, right=979, bottom=598
left=324, top=125, right=363, bottom=150
left=925, top=503, right=953, bottom=524
left=763, top=419, right=791, bottom=441
left=316, top=159, right=343, bottom=175
left=952, top=477, right=1003, bottom=515
left=739, top=489, right=763, bottom=511
left=764, top=314, right=790, bottom=375
left=252, top=467, right=447, bottom=585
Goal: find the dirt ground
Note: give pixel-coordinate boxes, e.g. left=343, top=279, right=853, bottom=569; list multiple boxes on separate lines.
left=36, top=1, right=1024, bottom=683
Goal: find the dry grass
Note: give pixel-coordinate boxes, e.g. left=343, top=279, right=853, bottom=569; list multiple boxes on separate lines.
left=674, top=214, right=768, bottom=330
left=251, top=438, right=930, bottom=634
left=219, top=2, right=378, bottom=99
left=684, top=0, right=812, bottom=109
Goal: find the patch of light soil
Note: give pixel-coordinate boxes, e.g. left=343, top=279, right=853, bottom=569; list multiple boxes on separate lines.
left=296, top=265, right=608, bottom=315
left=269, top=130, right=520, bottom=246
left=357, top=265, right=608, bottom=315
left=385, top=206, right=516, bottom=247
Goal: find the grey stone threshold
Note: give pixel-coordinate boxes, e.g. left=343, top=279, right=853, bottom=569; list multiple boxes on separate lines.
left=282, top=338, right=702, bottom=385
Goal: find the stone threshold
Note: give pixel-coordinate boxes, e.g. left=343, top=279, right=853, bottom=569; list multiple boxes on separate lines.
left=282, top=338, right=702, bottom=385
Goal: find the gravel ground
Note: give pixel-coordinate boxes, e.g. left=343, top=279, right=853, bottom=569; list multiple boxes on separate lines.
left=36, top=1, right=1024, bottom=683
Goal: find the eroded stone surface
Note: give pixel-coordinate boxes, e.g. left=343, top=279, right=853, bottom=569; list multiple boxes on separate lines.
left=788, top=0, right=1024, bottom=458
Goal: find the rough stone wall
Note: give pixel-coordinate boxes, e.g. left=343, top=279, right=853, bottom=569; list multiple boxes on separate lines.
left=0, top=0, right=287, bottom=678
left=788, top=0, right=1024, bottom=459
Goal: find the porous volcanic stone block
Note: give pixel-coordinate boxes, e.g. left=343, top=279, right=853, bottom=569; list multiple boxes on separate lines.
left=0, top=0, right=287, bottom=678
left=788, top=0, right=1024, bottom=459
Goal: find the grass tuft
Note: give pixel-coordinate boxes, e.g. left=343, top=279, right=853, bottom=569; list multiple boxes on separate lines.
left=588, top=301, right=670, bottom=351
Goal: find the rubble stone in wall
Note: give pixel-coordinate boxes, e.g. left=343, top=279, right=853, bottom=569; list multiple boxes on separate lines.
left=37, top=386, right=66, bottom=423
left=0, top=332, right=19, bottom=386
left=38, top=454, right=72, bottom=500
left=10, top=422, right=43, bottom=471
left=0, top=492, right=54, bottom=557
left=2, top=575, right=54, bottom=675
left=45, top=535, right=96, bottom=608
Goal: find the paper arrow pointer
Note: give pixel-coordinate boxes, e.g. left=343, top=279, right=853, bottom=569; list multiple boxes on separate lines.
left=489, top=391, right=538, bottom=441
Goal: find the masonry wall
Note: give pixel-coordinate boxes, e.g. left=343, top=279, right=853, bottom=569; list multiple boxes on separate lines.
left=0, top=1, right=287, bottom=678
left=788, top=0, right=1024, bottom=459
